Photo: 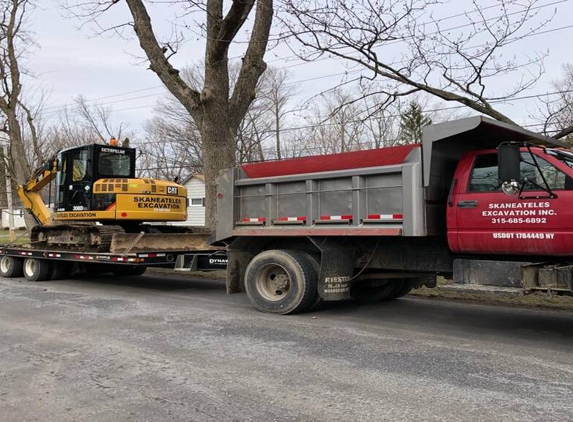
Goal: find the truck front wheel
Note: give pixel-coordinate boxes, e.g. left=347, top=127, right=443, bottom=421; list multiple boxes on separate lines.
left=245, top=250, right=318, bottom=315
left=0, top=256, right=23, bottom=278
left=23, top=258, right=51, bottom=282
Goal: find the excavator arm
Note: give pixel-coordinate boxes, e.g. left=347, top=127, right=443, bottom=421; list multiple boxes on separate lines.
left=17, top=156, right=58, bottom=226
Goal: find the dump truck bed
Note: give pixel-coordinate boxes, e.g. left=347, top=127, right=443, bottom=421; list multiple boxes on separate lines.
left=215, top=144, right=427, bottom=242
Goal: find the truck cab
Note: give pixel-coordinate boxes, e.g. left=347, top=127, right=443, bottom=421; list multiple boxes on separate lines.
left=448, top=147, right=573, bottom=255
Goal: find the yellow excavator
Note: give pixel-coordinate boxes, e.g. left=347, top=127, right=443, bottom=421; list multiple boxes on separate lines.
left=18, top=141, right=189, bottom=251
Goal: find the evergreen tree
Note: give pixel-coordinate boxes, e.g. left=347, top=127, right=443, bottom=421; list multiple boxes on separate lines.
left=399, top=102, right=432, bottom=144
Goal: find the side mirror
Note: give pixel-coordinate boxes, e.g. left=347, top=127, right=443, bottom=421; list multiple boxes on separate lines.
left=498, top=143, right=521, bottom=181
left=498, top=143, right=521, bottom=196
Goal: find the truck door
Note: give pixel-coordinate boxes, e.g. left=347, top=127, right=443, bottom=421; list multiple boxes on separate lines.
left=451, top=150, right=573, bottom=255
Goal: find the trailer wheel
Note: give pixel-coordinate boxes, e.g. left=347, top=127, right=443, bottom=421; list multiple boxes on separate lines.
left=350, top=279, right=396, bottom=302
left=245, top=250, right=318, bottom=315
left=0, top=256, right=23, bottom=278
left=23, top=258, right=51, bottom=282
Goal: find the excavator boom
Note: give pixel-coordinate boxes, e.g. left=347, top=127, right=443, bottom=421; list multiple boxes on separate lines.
left=17, top=156, right=57, bottom=226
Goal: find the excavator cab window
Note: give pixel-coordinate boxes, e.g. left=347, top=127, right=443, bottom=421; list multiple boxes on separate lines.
left=98, top=150, right=131, bottom=177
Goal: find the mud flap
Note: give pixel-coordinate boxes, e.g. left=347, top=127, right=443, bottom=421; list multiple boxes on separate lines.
left=313, top=240, right=355, bottom=301
left=226, top=250, right=254, bottom=294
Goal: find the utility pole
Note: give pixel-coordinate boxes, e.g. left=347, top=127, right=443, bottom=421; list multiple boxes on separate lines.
left=5, top=171, right=14, bottom=241
left=3, top=145, right=15, bottom=241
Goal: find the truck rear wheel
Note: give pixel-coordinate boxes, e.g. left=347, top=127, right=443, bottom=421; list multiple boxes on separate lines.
left=0, top=256, right=23, bottom=278
left=245, top=250, right=319, bottom=315
left=23, top=258, right=51, bottom=282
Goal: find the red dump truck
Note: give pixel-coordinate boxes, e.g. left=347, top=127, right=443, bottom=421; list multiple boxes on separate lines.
left=215, top=116, right=573, bottom=313
left=1, top=116, right=572, bottom=314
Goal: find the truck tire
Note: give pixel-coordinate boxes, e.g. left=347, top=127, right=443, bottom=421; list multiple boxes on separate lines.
left=23, top=258, right=51, bottom=282
left=350, top=279, right=396, bottom=302
left=300, top=252, right=323, bottom=310
left=0, top=256, right=23, bottom=278
left=245, top=250, right=319, bottom=315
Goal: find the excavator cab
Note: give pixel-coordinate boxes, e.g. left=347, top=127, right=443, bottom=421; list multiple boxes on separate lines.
left=55, top=144, right=136, bottom=212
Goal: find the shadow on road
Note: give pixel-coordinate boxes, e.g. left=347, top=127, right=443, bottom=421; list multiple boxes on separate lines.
left=320, top=297, right=573, bottom=345
left=72, top=272, right=226, bottom=292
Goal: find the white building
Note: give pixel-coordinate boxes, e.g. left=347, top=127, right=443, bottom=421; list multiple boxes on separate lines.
left=172, top=174, right=206, bottom=227
left=1, top=208, right=26, bottom=229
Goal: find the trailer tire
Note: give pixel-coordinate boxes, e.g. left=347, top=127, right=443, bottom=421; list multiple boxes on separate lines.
left=245, top=250, right=318, bottom=315
left=0, top=256, right=23, bottom=278
left=350, top=279, right=396, bottom=302
left=23, top=258, right=51, bottom=282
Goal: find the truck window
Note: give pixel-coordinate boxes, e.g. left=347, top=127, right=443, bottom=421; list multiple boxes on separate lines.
left=469, top=154, right=499, bottom=192
left=469, top=153, right=569, bottom=192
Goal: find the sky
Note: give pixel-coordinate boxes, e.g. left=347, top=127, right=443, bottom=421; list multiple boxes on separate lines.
left=26, top=0, right=573, bottom=138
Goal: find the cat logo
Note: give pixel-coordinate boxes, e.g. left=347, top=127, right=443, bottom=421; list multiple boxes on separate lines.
left=167, top=186, right=178, bottom=195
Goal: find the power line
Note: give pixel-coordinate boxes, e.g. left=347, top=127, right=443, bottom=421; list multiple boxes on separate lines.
left=42, top=85, right=166, bottom=112
left=40, top=0, right=567, bottom=115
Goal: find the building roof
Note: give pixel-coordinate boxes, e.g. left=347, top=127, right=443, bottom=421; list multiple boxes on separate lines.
left=181, top=173, right=205, bottom=185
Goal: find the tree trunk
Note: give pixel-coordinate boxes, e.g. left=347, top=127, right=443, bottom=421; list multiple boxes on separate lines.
left=201, top=105, right=235, bottom=229
left=6, top=113, right=35, bottom=229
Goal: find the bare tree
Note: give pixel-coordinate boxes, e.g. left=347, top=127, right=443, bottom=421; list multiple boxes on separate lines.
left=141, top=106, right=203, bottom=180
left=67, top=0, right=274, bottom=228
left=299, top=89, right=364, bottom=154
left=538, top=64, right=573, bottom=141
left=283, top=0, right=555, bottom=131
left=0, top=0, right=41, bottom=227
left=43, top=97, right=135, bottom=157
left=259, top=67, right=298, bottom=159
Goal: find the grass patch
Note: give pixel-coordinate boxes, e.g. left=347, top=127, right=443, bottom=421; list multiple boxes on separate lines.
left=0, top=231, right=30, bottom=245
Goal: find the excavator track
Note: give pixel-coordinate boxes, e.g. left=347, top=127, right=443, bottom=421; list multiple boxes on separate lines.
left=30, top=224, right=125, bottom=253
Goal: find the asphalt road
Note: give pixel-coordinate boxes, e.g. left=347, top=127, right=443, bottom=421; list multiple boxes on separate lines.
left=1, top=273, right=572, bottom=422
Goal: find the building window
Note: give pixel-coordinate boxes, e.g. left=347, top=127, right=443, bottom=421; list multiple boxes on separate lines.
left=190, top=198, right=205, bottom=206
